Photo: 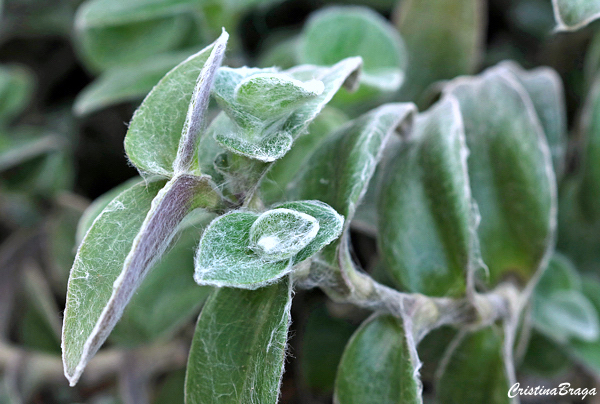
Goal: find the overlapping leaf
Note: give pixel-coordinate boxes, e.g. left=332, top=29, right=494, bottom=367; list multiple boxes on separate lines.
left=299, top=6, right=407, bottom=92
left=378, top=96, right=478, bottom=297
left=125, top=32, right=227, bottom=176
left=194, top=201, right=343, bottom=288
left=209, top=57, right=362, bottom=162
left=443, top=65, right=556, bottom=285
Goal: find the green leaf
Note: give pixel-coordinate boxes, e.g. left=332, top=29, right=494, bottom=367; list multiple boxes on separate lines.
left=73, top=50, right=192, bottom=116
left=576, top=74, right=600, bottom=222
left=63, top=178, right=166, bottom=384
left=300, top=6, right=407, bottom=91
left=534, top=253, right=581, bottom=297
left=436, top=327, right=510, bottom=404
left=378, top=96, right=477, bottom=297
left=520, top=330, right=571, bottom=377
left=76, top=177, right=143, bottom=244
left=499, top=61, right=567, bottom=179
left=249, top=208, right=319, bottom=262
left=569, top=276, right=600, bottom=376
left=75, top=0, right=198, bottom=28
left=533, top=290, right=599, bottom=342
left=0, top=132, right=65, bottom=172
left=395, top=0, right=484, bottom=101
left=334, top=314, right=422, bottom=404
left=63, top=174, right=218, bottom=385
left=0, top=64, right=34, bottom=124
left=275, top=200, right=344, bottom=265
left=185, top=278, right=292, bottom=404
left=552, top=0, right=600, bottom=31
left=125, top=33, right=227, bottom=176
left=288, top=102, right=416, bottom=223
left=260, top=107, right=348, bottom=204
left=194, top=211, right=292, bottom=288
left=76, top=14, right=193, bottom=72
left=209, top=57, right=362, bottom=162
left=110, top=210, right=214, bottom=346
left=444, top=65, right=556, bottom=285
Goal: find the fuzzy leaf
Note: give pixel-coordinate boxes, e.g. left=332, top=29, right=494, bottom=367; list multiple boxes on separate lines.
left=395, top=0, right=484, bottom=101
left=76, top=177, right=143, bottom=244
left=261, top=107, right=348, bottom=204
left=275, top=200, right=344, bottom=265
left=125, top=32, right=227, bottom=175
left=185, top=278, right=292, bottom=404
left=62, top=174, right=218, bottom=385
left=110, top=210, right=214, bottom=346
left=444, top=66, right=556, bottom=285
left=63, top=178, right=166, bottom=384
left=194, top=211, right=292, bottom=288
left=209, top=57, right=362, bottom=162
left=378, top=96, right=477, bottom=297
left=334, top=314, right=422, bottom=404
left=288, top=102, right=416, bottom=223
left=249, top=208, right=319, bottom=262
left=74, top=50, right=192, bottom=116
left=437, top=327, right=510, bottom=404
left=499, top=61, right=567, bottom=178
left=300, top=6, right=407, bottom=91
left=552, top=0, right=600, bottom=31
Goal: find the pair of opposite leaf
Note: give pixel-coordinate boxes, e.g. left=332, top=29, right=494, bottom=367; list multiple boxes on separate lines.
left=62, top=29, right=358, bottom=386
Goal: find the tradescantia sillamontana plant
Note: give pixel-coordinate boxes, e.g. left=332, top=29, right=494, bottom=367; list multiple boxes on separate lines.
left=58, top=2, right=600, bottom=403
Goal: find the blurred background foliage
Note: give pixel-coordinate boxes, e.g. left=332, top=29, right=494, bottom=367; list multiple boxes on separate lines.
left=2, top=0, right=600, bottom=402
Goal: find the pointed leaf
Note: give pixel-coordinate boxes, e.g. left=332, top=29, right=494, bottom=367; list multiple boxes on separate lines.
left=395, top=0, right=484, bottom=101
left=63, top=178, right=166, bottom=384
left=444, top=66, right=556, bottom=285
left=275, top=200, right=344, bottom=264
left=194, top=211, right=292, bottom=288
left=378, top=96, right=477, bottom=297
left=437, top=327, right=510, bottom=404
left=334, top=314, right=422, bottom=404
left=63, top=174, right=218, bottom=385
left=185, top=278, right=292, bottom=404
left=249, top=208, right=319, bottom=261
left=300, top=6, right=407, bottom=91
left=552, top=0, right=600, bottom=31
left=125, top=33, right=227, bottom=176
